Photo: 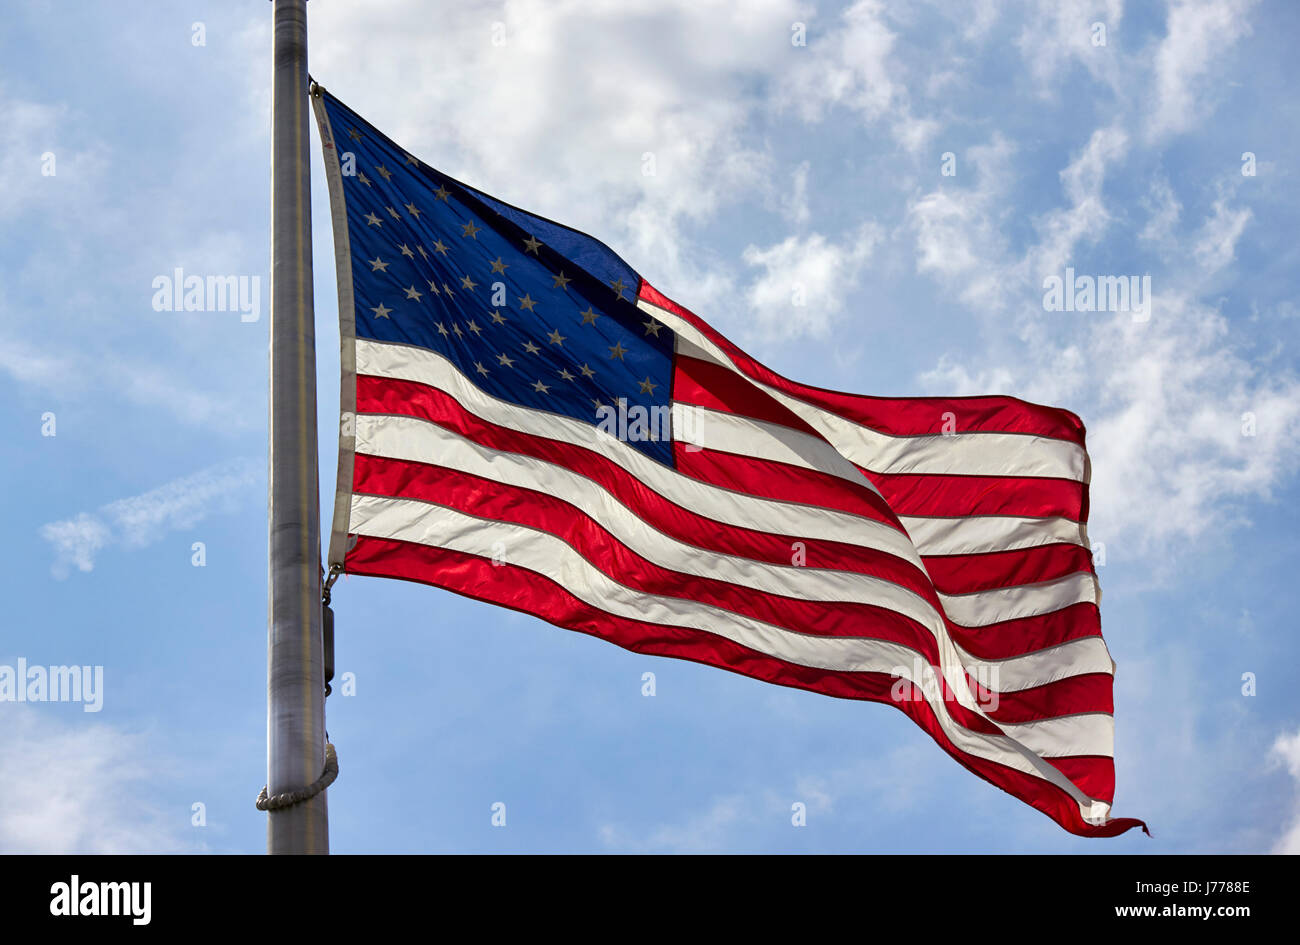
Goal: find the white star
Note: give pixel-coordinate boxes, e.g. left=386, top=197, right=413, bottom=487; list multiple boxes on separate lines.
left=371, top=302, right=392, bottom=319
left=532, top=380, right=551, bottom=394
left=364, top=212, right=382, bottom=227
left=404, top=285, right=422, bottom=301
left=369, top=257, right=389, bottom=272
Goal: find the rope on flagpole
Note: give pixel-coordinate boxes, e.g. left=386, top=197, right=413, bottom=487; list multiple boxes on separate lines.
left=256, top=743, right=338, bottom=812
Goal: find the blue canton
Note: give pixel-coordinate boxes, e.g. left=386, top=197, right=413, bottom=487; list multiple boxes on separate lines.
left=321, top=91, right=675, bottom=465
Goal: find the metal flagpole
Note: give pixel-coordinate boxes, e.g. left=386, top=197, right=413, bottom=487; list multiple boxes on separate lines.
left=266, top=0, right=328, bottom=854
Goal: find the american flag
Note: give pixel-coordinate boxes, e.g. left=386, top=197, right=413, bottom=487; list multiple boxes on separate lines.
left=312, top=86, right=1145, bottom=838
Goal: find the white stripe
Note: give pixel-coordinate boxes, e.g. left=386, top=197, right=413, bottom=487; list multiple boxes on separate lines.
left=900, top=514, right=1088, bottom=556
left=938, top=572, right=1099, bottom=627
left=961, top=637, right=1114, bottom=693
left=348, top=491, right=1114, bottom=793
left=999, top=713, right=1114, bottom=759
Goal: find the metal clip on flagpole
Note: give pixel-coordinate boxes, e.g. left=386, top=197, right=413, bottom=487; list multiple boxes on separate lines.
left=322, top=564, right=340, bottom=696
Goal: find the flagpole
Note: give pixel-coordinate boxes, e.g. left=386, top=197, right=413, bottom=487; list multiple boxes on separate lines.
left=267, top=0, right=328, bottom=854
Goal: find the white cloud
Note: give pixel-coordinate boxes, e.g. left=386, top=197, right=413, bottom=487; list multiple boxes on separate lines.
left=0, top=87, right=103, bottom=222
left=741, top=223, right=882, bottom=342
left=597, top=740, right=934, bottom=852
left=779, top=0, right=937, bottom=151
left=1139, top=175, right=1183, bottom=247
left=1193, top=195, right=1252, bottom=273
left=782, top=160, right=812, bottom=226
left=1148, top=0, right=1257, bottom=141
left=0, top=709, right=186, bottom=853
left=309, top=0, right=805, bottom=300
left=0, top=334, right=259, bottom=432
left=924, top=289, right=1300, bottom=556
left=0, top=80, right=265, bottom=435
left=907, top=107, right=1297, bottom=560
left=906, top=133, right=1015, bottom=309
left=631, top=793, right=748, bottom=853
left=1028, top=123, right=1129, bottom=280
left=1272, top=728, right=1300, bottom=854
left=1014, top=0, right=1125, bottom=92
left=41, top=458, right=259, bottom=577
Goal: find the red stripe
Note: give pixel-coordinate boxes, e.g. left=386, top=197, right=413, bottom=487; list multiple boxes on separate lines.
left=673, top=353, right=822, bottom=437
left=869, top=470, right=1085, bottom=521
left=344, top=534, right=1144, bottom=837
left=977, top=673, right=1114, bottom=724
left=945, top=601, right=1101, bottom=661
left=674, top=443, right=906, bottom=532
left=1045, top=756, right=1117, bottom=805
left=922, top=543, right=1095, bottom=596
left=641, top=280, right=1088, bottom=444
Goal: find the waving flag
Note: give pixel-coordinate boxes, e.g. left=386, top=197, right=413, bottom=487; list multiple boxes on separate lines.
left=311, top=85, right=1145, bottom=838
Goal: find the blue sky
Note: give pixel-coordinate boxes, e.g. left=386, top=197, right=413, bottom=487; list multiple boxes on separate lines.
left=1, top=0, right=1297, bottom=853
